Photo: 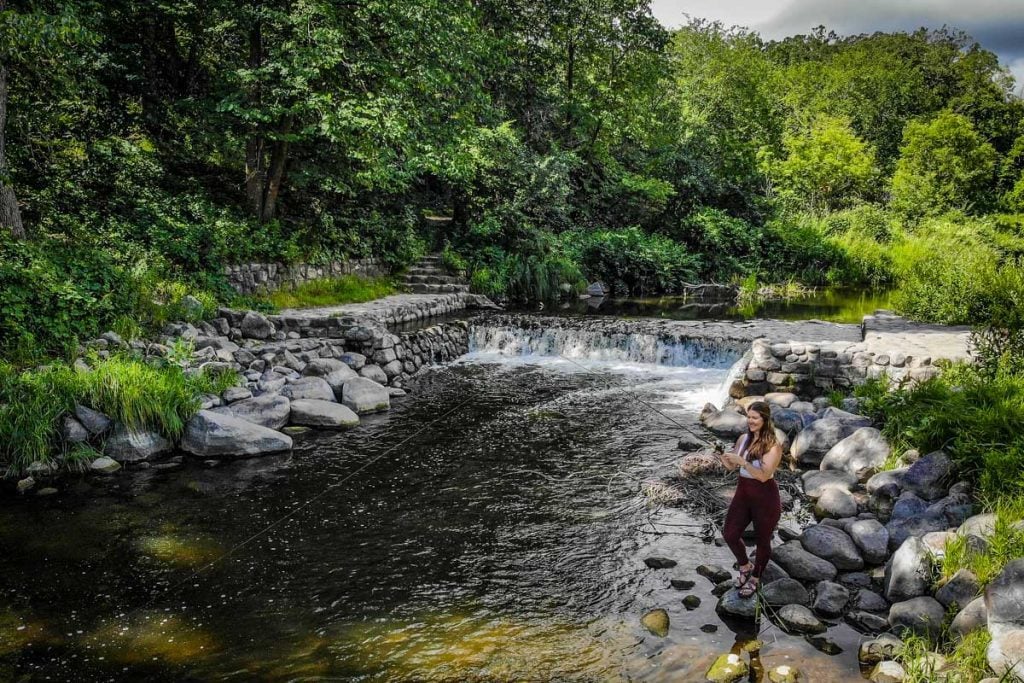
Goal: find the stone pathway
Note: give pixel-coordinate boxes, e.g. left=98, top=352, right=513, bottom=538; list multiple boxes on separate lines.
left=401, top=253, right=469, bottom=294
left=862, top=311, right=972, bottom=362
left=280, top=292, right=473, bottom=326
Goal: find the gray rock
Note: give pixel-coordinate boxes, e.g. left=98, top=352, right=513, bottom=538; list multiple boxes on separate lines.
left=240, top=311, right=273, bottom=339
left=700, top=403, right=748, bottom=438
left=859, top=633, right=904, bottom=665
left=935, top=569, right=980, bottom=610
left=17, top=477, right=35, bottom=493
left=339, top=352, right=366, bottom=370
left=761, top=578, right=810, bottom=607
left=358, top=364, right=388, bottom=385
left=670, top=578, right=696, bottom=590
left=988, top=628, right=1024, bottom=682
left=846, top=609, right=890, bottom=634
left=884, top=537, right=931, bottom=602
left=950, top=596, right=987, bottom=640
left=869, top=660, right=907, bottom=683
left=986, top=558, right=1024, bottom=629
left=677, top=431, right=710, bottom=452
left=643, top=557, right=677, bottom=569
left=682, top=595, right=701, bottom=610
left=852, top=588, right=889, bottom=613
left=813, top=581, right=851, bottom=617
left=791, top=418, right=858, bottom=467
left=89, top=455, right=121, bottom=474
left=902, top=450, right=953, bottom=501
left=820, top=406, right=873, bottom=428
left=886, top=514, right=949, bottom=552
left=103, top=424, right=172, bottom=462
left=772, top=541, right=838, bottom=582
left=716, top=588, right=758, bottom=619
left=341, top=377, right=391, bottom=414
left=181, top=410, right=292, bottom=457
left=890, top=491, right=927, bottom=521
left=74, top=404, right=112, bottom=435
left=772, top=408, right=804, bottom=435
left=839, top=572, right=874, bottom=589
left=222, top=394, right=290, bottom=430
left=300, top=358, right=349, bottom=377
left=760, top=560, right=790, bottom=583
left=800, top=524, right=864, bottom=570
left=819, top=427, right=891, bottom=482
left=697, top=564, right=733, bottom=583
left=814, top=487, right=858, bottom=520
left=801, top=470, right=858, bottom=499
left=61, top=416, right=90, bottom=443
left=812, top=396, right=832, bottom=411
left=841, top=397, right=862, bottom=413
left=222, top=387, right=252, bottom=403
left=776, top=604, right=826, bottom=634
left=281, top=376, right=336, bottom=402
left=388, top=388, right=407, bottom=398
left=959, top=512, right=996, bottom=540
left=888, top=596, right=945, bottom=637
left=849, top=519, right=890, bottom=565
left=866, top=468, right=908, bottom=499
left=289, top=399, right=360, bottom=429
left=765, top=392, right=798, bottom=408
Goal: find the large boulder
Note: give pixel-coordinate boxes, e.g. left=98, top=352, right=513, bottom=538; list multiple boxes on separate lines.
left=851, top=589, right=889, bottom=613
left=902, top=450, right=954, bottom=501
left=814, top=488, right=858, bottom=519
left=848, top=519, right=890, bottom=565
left=760, top=578, right=810, bottom=607
left=341, top=377, right=391, bottom=414
left=765, top=392, right=798, bottom=408
left=884, top=537, right=931, bottom=602
left=61, top=416, right=90, bottom=443
left=716, top=588, right=758, bottom=619
left=240, top=310, right=273, bottom=339
left=358, top=364, right=389, bottom=385
left=888, top=596, right=945, bottom=637
left=935, top=569, right=980, bottom=610
left=289, top=400, right=360, bottom=429
left=959, top=513, right=997, bottom=540
left=791, top=418, right=858, bottom=467
left=886, top=515, right=948, bottom=552
left=813, top=581, right=851, bottom=618
left=950, top=596, right=987, bottom=640
left=771, top=408, right=804, bottom=436
left=700, top=403, right=748, bottom=438
left=281, top=376, right=336, bottom=402
left=819, top=406, right=872, bottom=428
left=103, top=424, right=172, bottom=462
left=221, top=394, right=290, bottom=430
left=74, top=404, right=112, bottom=435
left=988, top=629, right=1024, bottom=682
left=800, top=525, right=864, bottom=570
left=181, top=410, right=292, bottom=457
left=987, top=559, right=1024, bottom=629
left=801, top=470, right=858, bottom=499
left=819, top=428, right=891, bottom=482
left=772, top=541, right=838, bottom=582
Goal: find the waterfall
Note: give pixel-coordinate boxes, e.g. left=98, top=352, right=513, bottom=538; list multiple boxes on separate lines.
left=711, top=351, right=753, bottom=409
left=468, top=324, right=744, bottom=370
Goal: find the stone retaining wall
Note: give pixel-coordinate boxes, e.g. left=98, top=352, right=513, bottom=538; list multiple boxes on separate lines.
left=224, top=258, right=389, bottom=295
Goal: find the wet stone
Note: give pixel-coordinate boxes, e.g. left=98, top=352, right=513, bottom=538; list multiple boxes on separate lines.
left=682, top=595, right=701, bottom=610
left=706, top=653, right=748, bottom=683
left=859, top=633, right=904, bottom=665
left=641, top=608, right=669, bottom=637
left=697, top=563, right=732, bottom=583
left=644, top=557, right=677, bottom=569
left=846, top=610, right=890, bottom=634
left=776, top=604, right=826, bottom=634
left=670, top=578, right=695, bottom=590
left=700, top=624, right=718, bottom=633
left=805, top=634, right=843, bottom=655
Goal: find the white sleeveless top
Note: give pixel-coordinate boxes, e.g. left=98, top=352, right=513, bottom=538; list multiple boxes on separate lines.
left=736, top=434, right=764, bottom=479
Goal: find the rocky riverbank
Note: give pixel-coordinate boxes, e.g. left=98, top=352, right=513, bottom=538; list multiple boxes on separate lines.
left=643, top=392, right=1023, bottom=682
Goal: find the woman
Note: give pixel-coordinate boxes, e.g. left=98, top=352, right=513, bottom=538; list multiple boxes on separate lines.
left=716, top=401, right=783, bottom=598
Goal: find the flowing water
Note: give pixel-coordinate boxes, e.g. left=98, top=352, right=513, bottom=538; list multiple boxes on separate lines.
left=1, top=320, right=869, bottom=681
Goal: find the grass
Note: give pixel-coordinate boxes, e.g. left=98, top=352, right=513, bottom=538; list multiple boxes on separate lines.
left=0, top=355, right=240, bottom=474
left=894, top=630, right=995, bottom=683
left=939, top=495, right=1024, bottom=585
left=261, top=275, right=398, bottom=310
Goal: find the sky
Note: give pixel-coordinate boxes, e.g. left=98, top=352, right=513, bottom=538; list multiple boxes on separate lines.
left=649, top=0, right=1024, bottom=91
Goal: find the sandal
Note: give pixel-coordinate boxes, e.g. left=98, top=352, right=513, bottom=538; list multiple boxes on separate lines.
left=736, top=563, right=754, bottom=588
left=739, top=576, right=759, bottom=598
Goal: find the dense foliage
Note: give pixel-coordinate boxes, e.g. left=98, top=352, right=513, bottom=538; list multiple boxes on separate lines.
left=2, top=3, right=1024, bottom=353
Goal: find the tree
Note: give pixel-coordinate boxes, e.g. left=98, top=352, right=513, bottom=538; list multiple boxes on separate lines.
left=890, top=110, right=998, bottom=217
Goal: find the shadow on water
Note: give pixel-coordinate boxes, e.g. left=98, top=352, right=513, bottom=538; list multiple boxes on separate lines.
left=0, top=336, right=868, bottom=681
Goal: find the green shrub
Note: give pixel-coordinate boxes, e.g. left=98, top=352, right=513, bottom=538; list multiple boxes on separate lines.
left=678, top=208, right=759, bottom=279
left=562, top=227, right=700, bottom=296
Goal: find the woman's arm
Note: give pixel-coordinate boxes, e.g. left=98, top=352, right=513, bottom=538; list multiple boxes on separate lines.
left=738, top=444, right=783, bottom=482
left=717, top=436, right=745, bottom=471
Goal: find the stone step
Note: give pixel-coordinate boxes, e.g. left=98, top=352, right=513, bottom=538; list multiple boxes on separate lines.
left=407, top=283, right=470, bottom=294
left=404, top=274, right=463, bottom=285
left=406, top=266, right=448, bottom=276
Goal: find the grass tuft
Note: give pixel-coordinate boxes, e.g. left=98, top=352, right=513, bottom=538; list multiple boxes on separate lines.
left=262, top=275, right=397, bottom=311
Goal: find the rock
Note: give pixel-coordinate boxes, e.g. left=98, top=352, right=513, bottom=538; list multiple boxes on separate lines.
left=849, top=519, right=890, bottom=565
left=777, top=523, right=802, bottom=542
left=852, top=589, right=889, bottom=613
left=888, top=596, right=945, bottom=637
left=772, top=541, right=838, bottom=582
left=643, top=557, right=677, bottom=569
left=281, top=376, right=336, bottom=402
left=800, top=525, right=864, bottom=570
left=301, top=358, right=347, bottom=377
left=987, top=558, right=1024, bottom=629
left=222, top=387, right=252, bottom=403
left=181, top=410, right=292, bottom=457
left=700, top=403, right=748, bottom=438
left=700, top=624, right=718, bottom=633
left=813, top=581, right=851, bottom=618
left=839, top=571, right=874, bottom=589
left=37, top=487, right=58, bottom=496
left=841, top=397, right=862, bottom=413
left=326, top=368, right=361, bottom=398
left=801, top=470, right=858, bottom=499
left=341, top=377, right=391, bottom=414
left=240, top=311, right=273, bottom=339
left=17, top=477, right=35, bottom=493
left=791, top=418, right=858, bottom=467
left=697, top=564, right=732, bottom=584
left=586, top=282, right=607, bottom=297
left=814, top=487, right=858, bottom=520
left=859, top=633, right=904, bottom=665
left=805, top=634, right=842, bottom=655
left=682, top=595, right=701, bottom=610
left=388, top=388, right=407, bottom=398
left=358, top=364, right=388, bottom=385
left=716, top=588, right=757, bottom=619
left=820, top=406, right=873, bottom=428
left=103, top=424, right=172, bottom=462
left=921, top=530, right=958, bottom=558
left=846, top=610, right=890, bottom=634
left=760, top=578, right=810, bottom=607
left=61, top=416, right=90, bottom=443
left=767, top=664, right=800, bottom=683
left=760, top=560, right=790, bottom=584
left=222, top=394, right=291, bottom=430
left=866, top=468, right=908, bottom=500
left=711, top=579, right=733, bottom=597
left=25, top=461, right=55, bottom=477
left=338, top=352, right=366, bottom=371
left=902, top=450, right=953, bottom=501
left=74, top=404, right=112, bottom=435
left=289, top=400, right=360, bottom=429
left=89, top=455, right=121, bottom=474
left=765, top=392, right=798, bottom=408
left=771, top=408, right=804, bottom=435
left=988, top=629, right=1024, bottom=683
left=886, top=515, right=948, bottom=552
left=676, top=431, right=709, bottom=452
left=884, top=537, right=931, bottom=602
left=776, top=604, right=826, bottom=634
left=870, top=660, right=907, bottom=682
left=959, top=512, right=996, bottom=540
left=950, top=596, right=987, bottom=640
left=640, top=609, right=669, bottom=637
left=705, top=653, right=748, bottom=682
left=819, top=428, right=891, bottom=482
left=670, top=578, right=695, bottom=590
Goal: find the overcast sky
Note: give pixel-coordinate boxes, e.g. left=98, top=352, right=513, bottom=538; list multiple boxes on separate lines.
left=649, top=0, right=1024, bottom=91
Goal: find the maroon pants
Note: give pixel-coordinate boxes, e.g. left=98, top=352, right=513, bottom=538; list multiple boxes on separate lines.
left=723, top=477, right=782, bottom=579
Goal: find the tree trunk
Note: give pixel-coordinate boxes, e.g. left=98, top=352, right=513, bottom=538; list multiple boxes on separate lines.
left=260, top=115, right=292, bottom=222
left=0, top=55, right=25, bottom=240
left=245, top=21, right=266, bottom=217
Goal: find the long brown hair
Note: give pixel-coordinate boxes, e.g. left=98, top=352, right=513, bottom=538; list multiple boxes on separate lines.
left=742, top=401, right=779, bottom=460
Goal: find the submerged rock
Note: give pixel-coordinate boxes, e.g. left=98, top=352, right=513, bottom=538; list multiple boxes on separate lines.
left=776, top=604, right=825, bottom=634
left=706, top=653, right=748, bottom=683
left=104, top=424, right=173, bottom=463
left=643, top=557, right=677, bottom=569
left=858, top=633, right=904, bottom=665
left=640, top=608, right=669, bottom=637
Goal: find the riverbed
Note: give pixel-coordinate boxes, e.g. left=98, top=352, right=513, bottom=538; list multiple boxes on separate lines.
left=0, top=319, right=871, bottom=681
